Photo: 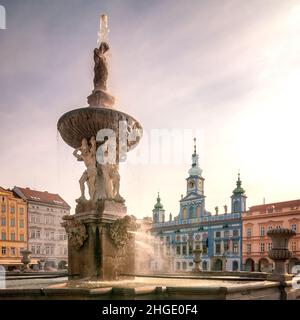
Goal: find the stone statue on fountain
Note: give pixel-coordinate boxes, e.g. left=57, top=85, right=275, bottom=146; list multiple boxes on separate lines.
left=93, top=42, right=109, bottom=91
left=73, top=137, right=97, bottom=202
left=74, top=136, right=125, bottom=205
left=87, top=14, right=115, bottom=108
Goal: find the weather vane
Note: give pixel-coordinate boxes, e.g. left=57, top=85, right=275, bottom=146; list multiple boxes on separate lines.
left=97, top=14, right=109, bottom=45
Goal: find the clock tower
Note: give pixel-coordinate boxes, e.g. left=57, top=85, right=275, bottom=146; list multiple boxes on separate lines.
left=179, top=138, right=206, bottom=221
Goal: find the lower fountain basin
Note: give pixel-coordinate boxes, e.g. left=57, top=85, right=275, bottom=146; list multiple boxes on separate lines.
left=57, top=107, right=142, bottom=151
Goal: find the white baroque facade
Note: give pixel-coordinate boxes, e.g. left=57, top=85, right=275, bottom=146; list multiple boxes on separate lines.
left=13, top=187, right=70, bottom=270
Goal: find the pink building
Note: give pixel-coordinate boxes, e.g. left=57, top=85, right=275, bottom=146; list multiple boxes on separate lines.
left=242, top=199, right=300, bottom=272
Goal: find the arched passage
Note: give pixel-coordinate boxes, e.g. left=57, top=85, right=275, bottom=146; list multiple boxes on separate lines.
left=245, top=258, right=255, bottom=272
left=232, top=260, right=239, bottom=271
left=214, top=259, right=223, bottom=271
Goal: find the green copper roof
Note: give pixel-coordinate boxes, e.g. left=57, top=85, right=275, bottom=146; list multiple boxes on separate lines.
left=233, top=173, right=245, bottom=195
left=154, top=192, right=164, bottom=210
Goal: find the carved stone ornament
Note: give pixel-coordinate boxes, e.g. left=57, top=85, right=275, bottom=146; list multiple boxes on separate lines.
left=62, top=219, right=88, bottom=250
left=109, top=215, right=137, bottom=249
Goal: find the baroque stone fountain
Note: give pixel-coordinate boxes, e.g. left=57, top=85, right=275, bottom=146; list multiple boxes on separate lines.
left=57, top=15, right=142, bottom=281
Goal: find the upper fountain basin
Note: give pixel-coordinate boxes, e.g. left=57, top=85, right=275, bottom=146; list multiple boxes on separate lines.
left=57, top=107, right=142, bottom=151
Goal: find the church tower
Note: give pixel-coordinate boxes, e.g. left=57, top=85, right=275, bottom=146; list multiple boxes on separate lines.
left=231, top=173, right=247, bottom=213
left=152, top=192, right=165, bottom=223
left=179, top=138, right=205, bottom=221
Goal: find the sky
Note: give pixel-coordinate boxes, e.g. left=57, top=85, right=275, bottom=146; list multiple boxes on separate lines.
left=0, top=0, right=300, bottom=218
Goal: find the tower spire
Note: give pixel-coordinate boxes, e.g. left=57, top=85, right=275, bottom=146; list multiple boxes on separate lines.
left=188, top=138, right=202, bottom=176
left=232, top=171, right=245, bottom=195
left=154, top=192, right=163, bottom=210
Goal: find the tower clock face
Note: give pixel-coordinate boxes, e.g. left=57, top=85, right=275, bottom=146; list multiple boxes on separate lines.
left=188, top=181, right=195, bottom=189
left=198, top=180, right=202, bottom=189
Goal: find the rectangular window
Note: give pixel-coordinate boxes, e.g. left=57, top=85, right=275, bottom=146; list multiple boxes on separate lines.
left=176, top=246, right=181, bottom=255
left=36, top=230, right=41, bottom=239
left=31, top=215, right=36, bottom=223
left=260, top=243, right=265, bottom=253
left=1, top=217, right=6, bottom=226
left=291, top=224, right=297, bottom=232
left=216, top=231, right=221, bottom=238
left=45, top=231, right=49, bottom=239
left=224, top=241, right=229, bottom=252
left=292, top=242, right=297, bottom=252
left=10, top=219, right=15, bottom=227
left=63, top=234, right=67, bottom=241
left=10, top=233, right=15, bottom=241
left=182, top=245, right=187, bottom=255
left=233, top=229, right=239, bottom=237
left=11, top=247, right=16, bottom=255
left=268, top=243, right=273, bottom=251
left=260, top=226, right=265, bottom=237
left=1, top=232, right=6, bottom=241
left=246, top=228, right=252, bottom=237
left=182, top=261, right=187, bottom=270
left=63, top=247, right=67, bottom=255
left=233, top=242, right=239, bottom=253
left=1, top=205, right=6, bottom=213
left=10, top=206, right=15, bottom=213
left=176, top=262, right=180, bottom=270
left=31, top=246, right=36, bottom=254
left=215, top=243, right=221, bottom=254
left=59, top=233, right=64, bottom=241
left=1, top=247, right=6, bottom=255
left=30, top=230, right=36, bottom=239
left=166, top=246, right=170, bottom=256
left=50, top=232, right=55, bottom=240
left=19, top=220, right=24, bottom=228
left=46, top=246, right=50, bottom=255
left=247, top=244, right=251, bottom=253
left=20, top=234, right=24, bottom=242
left=36, top=245, right=41, bottom=255
left=19, top=207, right=24, bottom=214
left=224, top=230, right=230, bottom=238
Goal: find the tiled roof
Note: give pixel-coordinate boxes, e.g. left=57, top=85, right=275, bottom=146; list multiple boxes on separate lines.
left=249, top=199, right=300, bottom=211
left=14, top=187, right=70, bottom=209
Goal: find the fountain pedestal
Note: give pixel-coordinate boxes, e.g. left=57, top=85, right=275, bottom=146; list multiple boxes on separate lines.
left=63, top=201, right=135, bottom=280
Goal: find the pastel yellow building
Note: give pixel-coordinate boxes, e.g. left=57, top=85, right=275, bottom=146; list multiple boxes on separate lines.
left=0, top=187, right=28, bottom=270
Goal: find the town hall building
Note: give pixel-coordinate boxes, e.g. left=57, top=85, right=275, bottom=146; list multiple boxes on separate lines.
left=150, top=140, right=245, bottom=272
